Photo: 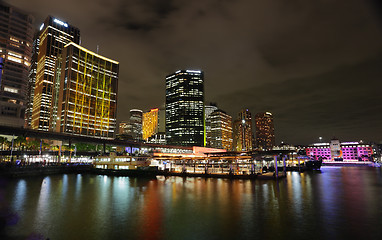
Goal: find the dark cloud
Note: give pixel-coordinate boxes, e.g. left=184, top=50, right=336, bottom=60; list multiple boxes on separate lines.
left=109, top=0, right=177, bottom=31
left=6, top=0, right=382, bottom=144
left=216, top=53, right=382, bottom=144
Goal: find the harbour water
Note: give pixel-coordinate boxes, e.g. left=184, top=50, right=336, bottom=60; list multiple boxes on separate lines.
left=1, top=167, right=382, bottom=240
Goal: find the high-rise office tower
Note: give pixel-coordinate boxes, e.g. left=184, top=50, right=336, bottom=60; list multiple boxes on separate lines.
left=129, top=109, right=143, bottom=141
left=31, top=16, right=80, bottom=131
left=24, top=32, right=39, bottom=128
left=116, top=121, right=133, bottom=140
left=119, top=121, right=129, bottom=135
left=233, top=109, right=253, bottom=151
left=210, top=109, right=233, bottom=150
left=165, top=70, right=204, bottom=147
left=0, top=2, right=33, bottom=127
left=255, top=112, right=275, bottom=150
left=55, top=42, right=118, bottom=139
left=142, top=108, right=159, bottom=141
left=205, top=103, right=218, bottom=147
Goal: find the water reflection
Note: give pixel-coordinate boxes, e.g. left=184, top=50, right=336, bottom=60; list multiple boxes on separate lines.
left=12, top=179, right=26, bottom=212
left=2, top=167, right=382, bottom=240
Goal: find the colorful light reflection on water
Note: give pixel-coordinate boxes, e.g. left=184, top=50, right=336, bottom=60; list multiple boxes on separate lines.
left=1, top=167, right=382, bottom=240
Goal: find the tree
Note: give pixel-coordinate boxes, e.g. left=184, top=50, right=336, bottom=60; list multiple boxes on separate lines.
left=26, top=139, right=40, bottom=151
left=0, top=136, right=7, bottom=150
left=14, top=136, right=26, bottom=151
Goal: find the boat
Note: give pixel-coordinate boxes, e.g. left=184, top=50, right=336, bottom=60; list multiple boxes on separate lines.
left=305, top=159, right=322, bottom=170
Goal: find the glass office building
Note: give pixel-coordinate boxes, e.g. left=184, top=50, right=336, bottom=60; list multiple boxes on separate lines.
left=56, top=42, right=118, bottom=139
left=0, top=2, right=33, bottom=127
left=165, top=70, right=204, bottom=146
left=255, top=112, right=275, bottom=150
left=233, top=109, right=253, bottom=152
left=142, top=108, right=159, bottom=141
left=31, top=16, right=80, bottom=131
left=24, top=33, right=39, bottom=128
left=210, top=109, right=233, bottom=150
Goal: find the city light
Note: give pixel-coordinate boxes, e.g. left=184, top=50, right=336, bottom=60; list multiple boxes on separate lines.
left=54, top=18, right=68, bottom=27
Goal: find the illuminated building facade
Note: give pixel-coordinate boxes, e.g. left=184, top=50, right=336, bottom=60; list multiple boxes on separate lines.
left=0, top=2, right=33, bottom=127
left=306, top=140, right=374, bottom=161
left=25, top=32, right=39, bottom=128
left=233, top=109, right=253, bottom=151
left=147, top=132, right=167, bottom=145
left=205, top=103, right=218, bottom=147
left=116, top=121, right=133, bottom=140
left=56, top=42, right=118, bottom=139
left=209, top=109, right=233, bottom=150
left=129, top=109, right=143, bottom=141
left=255, top=112, right=275, bottom=150
left=142, top=108, right=159, bottom=141
left=31, top=16, right=80, bottom=131
left=119, top=121, right=129, bottom=135
left=165, top=70, right=204, bottom=147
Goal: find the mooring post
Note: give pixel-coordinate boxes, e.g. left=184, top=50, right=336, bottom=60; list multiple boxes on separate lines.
left=298, top=157, right=301, bottom=172
left=68, top=139, right=72, bottom=163
left=274, top=155, right=278, bottom=178
left=283, top=156, right=287, bottom=175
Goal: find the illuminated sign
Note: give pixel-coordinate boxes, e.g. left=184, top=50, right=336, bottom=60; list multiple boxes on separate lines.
left=54, top=18, right=68, bottom=27
left=341, top=142, right=359, bottom=145
left=313, top=143, right=329, bottom=146
left=186, top=70, right=201, bottom=73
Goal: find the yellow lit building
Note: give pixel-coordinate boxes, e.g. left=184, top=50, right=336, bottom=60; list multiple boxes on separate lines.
left=142, top=108, right=159, bottom=141
left=55, top=42, right=119, bottom=139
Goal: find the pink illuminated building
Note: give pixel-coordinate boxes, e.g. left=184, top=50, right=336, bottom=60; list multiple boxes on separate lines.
left=305, top=139, right=373, bottom=162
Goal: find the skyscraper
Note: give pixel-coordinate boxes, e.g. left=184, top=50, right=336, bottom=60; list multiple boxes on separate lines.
left=0, top=2, right=33, bottom=127
left=129, top=109, right=143, bottom=141
left=205, top=103, right=218, bottom=147
left=118, top=121, right=129, bottom=135
left=255, top=112, right=275, bottom=150
left=165, top=70, right=204, bottom=146
left=142, top=108, right=159, bottom=141
left=24, top=32, right=39, bottom=128
left=55, top=42, right=118, bottom=139
left=210, top=109, right=233, bottom=150
left=233, top=109, right=253, bottom=151
left=31, top=16, right=80, bottom=131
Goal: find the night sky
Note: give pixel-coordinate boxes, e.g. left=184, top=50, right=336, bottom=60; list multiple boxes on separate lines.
left=6, top=0, right=382, bottom=145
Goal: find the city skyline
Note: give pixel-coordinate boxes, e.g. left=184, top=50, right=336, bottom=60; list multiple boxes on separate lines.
left=3, top=0, right=382, bottom=145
